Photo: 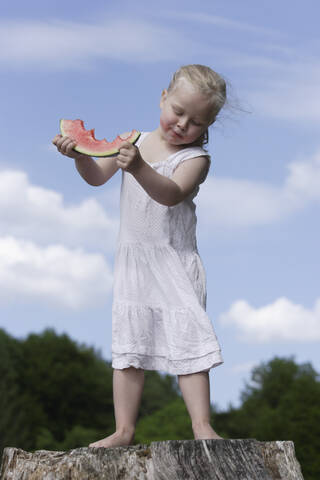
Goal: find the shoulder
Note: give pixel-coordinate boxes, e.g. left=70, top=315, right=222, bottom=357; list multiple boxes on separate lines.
left=177, top=154, right=209, bottom=169
left=172, top=155, right=211, bottom=185
left=178, top=153, right=210, bottom=168
left=174, top=146, right=211, bottom=172
left=172, top=145, right=210, bottom=170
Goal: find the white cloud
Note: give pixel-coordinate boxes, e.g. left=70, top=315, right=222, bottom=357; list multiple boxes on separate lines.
left=219, top=297, right=320, bottom=342
left=1, top=12, right=318, bottom=125
left=230, top=361, right=256, bottom=374
left=167, top=11, right=279, bottom=37
left=2, top=147, right=319, bottom=254
left=249, top=78, right=320, bottom=123
left=0, top=18, right=201, bottom=69
left=244, top=55, right=320, bottom=123
left=169, top=13, right=320, bottom=124
left=197, top=149, right=320, bottom=229
left=284, top=150, right=320, bottom=200
left=0, top=171, right=117, bottom=309
left=198, top=177, right=287, bottom=228
left=0, top=170, right=118, bottom=251
left=0, top=236, right=113, bottom=309
left=160, top=10, right=320, bottom=123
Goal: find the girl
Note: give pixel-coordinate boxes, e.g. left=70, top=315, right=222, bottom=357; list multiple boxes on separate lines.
left=52, top=64, right=227, bottom=448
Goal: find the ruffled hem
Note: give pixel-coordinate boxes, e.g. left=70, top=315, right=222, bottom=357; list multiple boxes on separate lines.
left=112, top=300, right=221, bottom=361
left=112, top=350, right=223, bottom=375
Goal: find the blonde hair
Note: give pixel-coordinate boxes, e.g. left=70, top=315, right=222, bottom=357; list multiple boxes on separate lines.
left=167, top=64, right=227, bottom=147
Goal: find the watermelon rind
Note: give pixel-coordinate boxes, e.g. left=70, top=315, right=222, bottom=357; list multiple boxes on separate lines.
left=59, top=119, right=141, bottom=157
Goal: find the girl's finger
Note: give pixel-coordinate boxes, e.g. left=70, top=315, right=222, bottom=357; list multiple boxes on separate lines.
left=119, top=142, right=132, bottom=153
left=60, top=137, right=74, bottom=151
left=119, top=140, right=131, bottom=148
left=117, top=151, right=128, bottom=161
left=117, top=156, right=127, bottom=165
left=55, top=136, right=67, bottom=149
left=56, top=135, right=72, bottom=148
left=52, top=134, right=62, bottom=144
left=66, top=141, right=77, bottom=153
left=118, top=148, right=127, bottom=157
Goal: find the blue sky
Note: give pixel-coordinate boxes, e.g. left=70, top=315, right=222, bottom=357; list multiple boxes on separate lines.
left=0, top=0, right=319, bottom=410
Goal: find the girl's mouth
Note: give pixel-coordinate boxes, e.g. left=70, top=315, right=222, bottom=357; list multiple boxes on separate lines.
left=172, top=129, right=183, bottom=139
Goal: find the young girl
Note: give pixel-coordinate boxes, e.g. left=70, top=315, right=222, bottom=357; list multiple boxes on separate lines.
left=52, top=64, right=227, bottom=448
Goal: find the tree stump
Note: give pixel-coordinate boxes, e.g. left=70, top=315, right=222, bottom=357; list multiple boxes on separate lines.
left=0, top=439, right=304, bottom=480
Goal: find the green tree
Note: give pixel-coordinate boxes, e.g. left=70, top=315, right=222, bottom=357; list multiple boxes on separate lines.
left=0, top=328, right=181, bottom=455
left=213, top=357, right=320, bottom=480
left=0, top=330, right=31, bottom=455
left=16, top=329, right=115, bottom=449
left=135, top=397, right=193, bottom=444
left=139, top=370, right=180, bottom=419
left=4, top=328, right=318, bottom=479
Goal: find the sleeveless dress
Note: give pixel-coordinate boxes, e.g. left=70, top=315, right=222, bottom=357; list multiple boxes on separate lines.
left=111, top=132, right=223, bottom=375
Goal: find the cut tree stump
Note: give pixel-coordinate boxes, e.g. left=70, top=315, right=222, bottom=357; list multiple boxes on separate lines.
left=0, top=439, right=304, bottom=480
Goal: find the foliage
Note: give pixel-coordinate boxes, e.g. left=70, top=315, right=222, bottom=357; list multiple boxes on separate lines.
left=1, top=328, right=319, bottom=479
left=213, top=357, right=320, bottom=480
left=17, top=329, right=116, bottom=449
left=140, top=370, right=180, bottom=419
left=0, top=328, right=180, bottom=457
left=135, top=397, right=193, bottom=444
left=0, top=330, right=30, bottom=452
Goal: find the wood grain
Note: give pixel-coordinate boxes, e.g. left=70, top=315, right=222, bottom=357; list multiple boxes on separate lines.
left=0, top=439, right=304, bottom=479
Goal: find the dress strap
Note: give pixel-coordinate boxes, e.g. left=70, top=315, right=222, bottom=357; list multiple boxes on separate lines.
left=136, top=132, right=211, bottom=182
left=135, top=132, right=149, bottom=148
left=168, top=146, right=211, bottom=183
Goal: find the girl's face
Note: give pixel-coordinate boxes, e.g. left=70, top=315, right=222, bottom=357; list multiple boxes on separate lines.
left=159, top=79, right=213, bottom=146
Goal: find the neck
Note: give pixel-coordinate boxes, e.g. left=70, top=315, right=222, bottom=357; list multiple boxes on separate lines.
left=152, top=127, right=180, bottom=151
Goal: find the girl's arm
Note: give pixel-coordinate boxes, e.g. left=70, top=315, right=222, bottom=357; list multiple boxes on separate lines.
left=117, top=142, right=209, bottom=206
left=52, top=134, right=120, bottom=186
left=74, top=155, right=120, bottom=186
left=132, top=156, right=208, bottom=206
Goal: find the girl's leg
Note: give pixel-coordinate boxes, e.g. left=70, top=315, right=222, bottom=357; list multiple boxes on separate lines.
left=89, top=366, right=145, bottom=448
left=178, top=371, right=222, bottom=439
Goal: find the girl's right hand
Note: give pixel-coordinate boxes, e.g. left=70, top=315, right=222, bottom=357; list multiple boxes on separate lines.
left=52, top=134, right=84, bottom=159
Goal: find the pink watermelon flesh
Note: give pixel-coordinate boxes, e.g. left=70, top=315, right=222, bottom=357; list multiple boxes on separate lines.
left=60, top=119, right=141, bottom=157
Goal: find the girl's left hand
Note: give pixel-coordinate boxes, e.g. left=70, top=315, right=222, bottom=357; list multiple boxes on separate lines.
left=117, top=141, right=143, bottom=173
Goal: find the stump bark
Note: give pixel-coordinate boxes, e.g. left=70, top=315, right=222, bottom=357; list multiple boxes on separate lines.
left=0, top=439, right=304, bottom=480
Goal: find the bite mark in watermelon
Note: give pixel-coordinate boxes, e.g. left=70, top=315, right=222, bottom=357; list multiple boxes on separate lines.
left=60, top=119, right=141, bottom=157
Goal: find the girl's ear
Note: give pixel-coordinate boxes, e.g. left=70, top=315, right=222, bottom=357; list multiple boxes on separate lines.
left=160, top=89, right=168, bottom=108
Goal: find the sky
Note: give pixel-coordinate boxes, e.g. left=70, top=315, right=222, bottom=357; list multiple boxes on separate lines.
left=0, top=0, right=319, bottom=411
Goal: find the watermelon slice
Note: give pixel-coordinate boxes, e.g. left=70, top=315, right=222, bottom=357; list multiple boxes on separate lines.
left=60, top=119, right=141, bottom=157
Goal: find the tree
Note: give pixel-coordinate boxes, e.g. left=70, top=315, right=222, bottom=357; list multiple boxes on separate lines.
left=139, top=370, right=180, bottom=419
left=135, top=397, right=193, bottom=444
left=0, top=328, right=181, bottom=455
left=16, top=329, right=115, bottom=449
left=0, top=330, right=31, bottom=455
left=213, top=357, right=320, bottom=480
left=3, top=328, right=318, bottom=479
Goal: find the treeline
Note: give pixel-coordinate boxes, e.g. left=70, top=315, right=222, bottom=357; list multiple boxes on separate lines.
left=0, top=328, right=319, bottom=479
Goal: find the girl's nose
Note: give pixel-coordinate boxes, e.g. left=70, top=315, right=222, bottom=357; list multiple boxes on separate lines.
left=177, top=118, right=188, bottom=130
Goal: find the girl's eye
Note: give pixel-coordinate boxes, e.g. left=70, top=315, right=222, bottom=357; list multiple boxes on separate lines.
left=192, top=120, right=202, bottom=126
left=173, top=107, right=183, bottom=115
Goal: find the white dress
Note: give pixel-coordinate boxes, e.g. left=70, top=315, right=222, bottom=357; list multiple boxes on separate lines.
left=111, top=132, right=223, bottom=375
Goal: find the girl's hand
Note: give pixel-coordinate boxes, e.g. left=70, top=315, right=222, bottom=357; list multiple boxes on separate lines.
left=117, top=141, right=143, bottom=173
left=52, top=134, right=86, bottom=160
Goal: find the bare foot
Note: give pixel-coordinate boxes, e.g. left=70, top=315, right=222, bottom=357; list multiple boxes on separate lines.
left=89, top=429, right=135, bottom=448
left=193, top=423, right=223, bottom=440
